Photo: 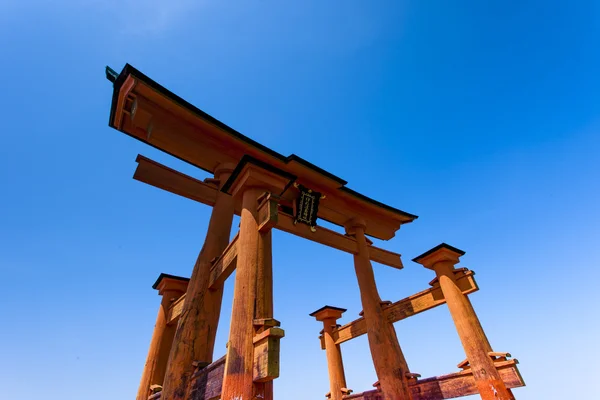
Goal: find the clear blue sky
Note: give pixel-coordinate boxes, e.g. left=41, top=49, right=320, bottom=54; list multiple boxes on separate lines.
left=1, top=1, right=598, bottom=399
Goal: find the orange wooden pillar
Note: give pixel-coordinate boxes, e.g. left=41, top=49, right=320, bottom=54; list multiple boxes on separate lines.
left=345, top=218, right=413, bottom=400
left=414, top=244, right=514, bottom=400
left=310, top=306, right=350, bottom=400
left=160, top=163, right=236, bottom=400
left=221, top=158, right=292, bottom=400
left=136, top=274, right=189, bottom=400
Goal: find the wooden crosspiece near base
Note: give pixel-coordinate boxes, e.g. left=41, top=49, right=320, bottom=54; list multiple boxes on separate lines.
left=104, top=64, right=525, bottom=400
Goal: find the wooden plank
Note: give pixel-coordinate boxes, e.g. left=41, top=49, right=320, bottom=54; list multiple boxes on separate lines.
left=252, top=328, right=285, bottom=382
left=145, top=356, right=226, bottom=400
left=208, top=233, right=239, bottom=288
left=133, top=156, right=404, bottom=269
left=275, top=211, right=403, bottom=269
left=166, top=234, right=239, bottom=325
left=134, top=155, right=218, bottom=207
left=333, top=272, right=478, bottom=345
left=167, top=294, right=186, bottom=325
left=187, top=355, right=226, bottom=400
left=343, top=360, right=524, bottom=400
left=257, top=194, right=279, bottom=233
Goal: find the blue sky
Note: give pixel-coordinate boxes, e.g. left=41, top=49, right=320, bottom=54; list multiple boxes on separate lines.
left=1, top=1, right=598, bottom=399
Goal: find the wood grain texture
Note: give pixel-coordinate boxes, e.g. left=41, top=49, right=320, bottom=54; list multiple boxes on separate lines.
left=347, top=221, right=412, bottom=400
left=221, top=188, right=263, bottom=400
left=167, top=294, right=185, bottom=325
left=434, top=262, right=513, bottom=400
left=188, top=356, right=226, bottom=400
left=253, top=328, right=285, bottom=382
left=332, top=272, right=478, bottom=345
left=159, top=166, right=235, bottom=400
left=208, top=233, right=239, bottom=288
left=136, top=284, right=186, bottom=400
left=133, top=156, right=404, bottom=268
left=134, top=155, right=218, bottom=207
left=344, top=360, right=524, bottom=400
left=116, top=74, right=417, bottom=241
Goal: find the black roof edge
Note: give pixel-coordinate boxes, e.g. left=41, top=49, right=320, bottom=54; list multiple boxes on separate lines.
left=339, top=187, right=418, bottom=220
left=152, top=273, right=190, bottom=290
left=286, top=154, right=347, bottom=185
left=412, top=243, right=466, bottom=263
left=309, top=305, right=348, bottom=317
left=105, top=63, right=417, bottom=220
left=221, top=154, right=297, bottom=195
left=107, top=64, right=288, bottom=164
left=107, top=64, right=131, bottom=130
left=105, top=66, right=118, bottom=83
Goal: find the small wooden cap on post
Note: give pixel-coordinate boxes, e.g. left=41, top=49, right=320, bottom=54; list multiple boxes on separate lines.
left=310, top=306, right=347, bottom=321
left=151, top=273, right=190, bottom=295
left=412, top=243, right=465, bottom=269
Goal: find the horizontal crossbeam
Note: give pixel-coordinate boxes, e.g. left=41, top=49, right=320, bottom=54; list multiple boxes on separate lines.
left=150, top=356, right=226, bottom=400
left=134, top=155, right=403, bottom=268
left=329, top=270, right=478, bottom=346
left=344, top=359, right=524, bottom=400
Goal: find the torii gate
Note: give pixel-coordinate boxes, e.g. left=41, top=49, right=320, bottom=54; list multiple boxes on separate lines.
left=105, top=65, right=524, bottom=400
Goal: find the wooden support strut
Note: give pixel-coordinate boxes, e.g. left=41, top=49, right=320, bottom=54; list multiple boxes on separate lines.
left=220, top=159, right=289, bottom=400
left=345, top=218, right=413, bottom=400
left=413, top=244, right=517, bottom=400
left=136, top=275, right=188, bottom=400
left=344, top=359, right=524, bottom=400
left=327, top=270, right=478, bottom=347
left=133, top=155, right=404, bottom=269
left=159, top=162, right=236, bottom=400
left=311, top=306, right=350, bottom=400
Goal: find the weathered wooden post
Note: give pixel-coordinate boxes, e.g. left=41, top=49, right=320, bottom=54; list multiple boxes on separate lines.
left=160, top=163, right=236, bottom=400
left=220, top=158, right=292, bottom=400
left=136, top=274, right=189, bottom=400
left=310, top=306, right=351, bottom=400
left=345, top=217, right=413, bottom=400
left=413, top=244, right=514, bottom=400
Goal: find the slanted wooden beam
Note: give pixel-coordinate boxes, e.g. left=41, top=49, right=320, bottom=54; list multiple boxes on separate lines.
left=165, top=233, right=240, bottom=325
left=331, top=271, right=478, bottom=345
left=343, top=359, right=524, bottom=400
left=209, top=232, right=239, bottom=288
left=133, top=155, right=403, bottom=269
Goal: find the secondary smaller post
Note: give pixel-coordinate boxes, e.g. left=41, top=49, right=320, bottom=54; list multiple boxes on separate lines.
left=413, top=244, right=514, bottom=400
left=310, top=306, right=350, bottom=400
left=136, top=274, right=189, bottom=400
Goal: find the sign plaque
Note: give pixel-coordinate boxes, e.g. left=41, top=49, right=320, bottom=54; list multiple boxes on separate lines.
left=294, top=183, right=321, bottom=231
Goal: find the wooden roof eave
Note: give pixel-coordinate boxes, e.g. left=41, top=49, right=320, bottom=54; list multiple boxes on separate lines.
left=107, top=64, right=418, bottom=240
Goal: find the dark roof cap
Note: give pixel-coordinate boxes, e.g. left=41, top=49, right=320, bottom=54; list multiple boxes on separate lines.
left=152, top=273, right=190, bottom=290
left=412, top=243, right=466, bottom=263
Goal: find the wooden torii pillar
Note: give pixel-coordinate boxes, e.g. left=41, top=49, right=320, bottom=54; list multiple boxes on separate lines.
left=345, top=217, right=413, bottom=400
left=413, top=244, right=514, bottom=400
left=310, top=306, right=351, bottom=400
left=136, top=274, right=189, bottom=400
left=160, top=163, right=236, bottom=400
left=220, top=158, right=291, bottom=400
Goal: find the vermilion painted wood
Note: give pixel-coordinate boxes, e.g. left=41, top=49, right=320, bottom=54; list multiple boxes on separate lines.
left=345, top=218, right=412, bottom=400
left=311, top=307, right=348, bottom=400
left=415, top=245, right=515, bottom=400
left=160, top=164, right=235, bottom=400
left=344, top=360, right=524, bottom=400
left=113, top=73, right=416, bottom=240
left=136, top=277, right=188, bottom=400
left=133, top=155, right=404, bottom=269
left=331, top=271, right=478, bottom=346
